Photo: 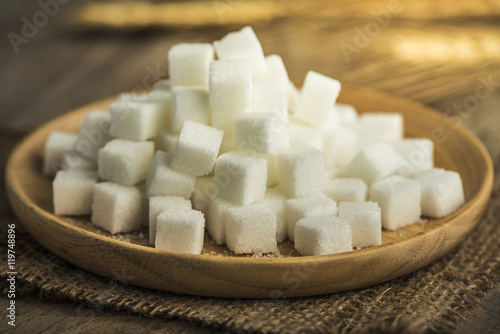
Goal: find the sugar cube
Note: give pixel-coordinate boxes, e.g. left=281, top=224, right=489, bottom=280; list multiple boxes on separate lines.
left=290, top=123, right=323, bottom=151
left=342, top=141, right=404, bottom=185
left=357, top=112, right=403, bottom=147
left=339, top=201, right=381, bottom=248
left=214, top=151, right=267, bottom=205
left=256, top=153, right=279, bottom=187
left=168, top=43, right=214, bottom=89
left=252, top=76, right=288, bottom=118
left=369, top=175, right=421, bottom=230
left=323, top=127, right=358, bottom=169
left=110, top=101, right=167, bottom=141
left=413, top=168, right=465, bottom=218
left=91, top=182, right=143, bottom=234
left=61, top=150, right=97, bottom=171
left=156, top=209, right=205, bottom=255
left=235, top=112, right=290, bottom=154
left=293, top=71, right=341, bottom=128
left=295, top=215, right=352, bottom=256
left=286, top=193, right=338, bottom=241
left=254, top=188, right=287, bottom=242
left=334, top=103, right=359, bottom=129
left=74, top=111, right=112, bottom=161
left=213, top=26, right=267, bottom=78
left=278, top=144, right=326, bottom=198
left=323, top=178, right=367, bottom=203
left=149, top=196, right=192, bottom=246
left=171, top=87, right=209, bottom=132
left=225, top=206, right=277, bottom=254
left=206, top=196, right=236, bottom=244
left=98, top=139, right=155, bottom=186
left=209, top=59, right=252, bottom=139
left=171, top=120, right=223, bottom=176
left=155, top=130, right=178, bottom=153
left=393, top=138, right=434, bottom=176
left=145, top=151, right=195, bottom=198
left=43, top=131, right=77, bottom=176
left=191, top=176, right=217, bottom=214
left=53, top=170, right=98, bottom=215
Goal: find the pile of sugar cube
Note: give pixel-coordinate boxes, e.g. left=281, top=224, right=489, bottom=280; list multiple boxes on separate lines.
left=45, top=26, right=465, bottom=256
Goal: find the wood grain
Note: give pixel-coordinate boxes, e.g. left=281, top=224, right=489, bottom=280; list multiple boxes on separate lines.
left=5, top=87, right=493, bottom=298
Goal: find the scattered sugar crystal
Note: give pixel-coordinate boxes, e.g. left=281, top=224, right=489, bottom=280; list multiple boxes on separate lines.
left=155, top=130, right=178, bottom=153
left=369, top=175, right=421, bottom=230
left=214, top=151, right=267, bottom=205
left=339, top=201, right=381, bottom=248
left=278, top=144, right=326, bottom=198
left=98, top=139, right=155, bottom=186
left=225, top=205, right=277, bottom=254
left=286, top=193, right=338, bottom=241
left=191, top=176, right=217, bottom=214
left=110, top=101, right=167, bottom=141
left=171, top=87, right=209, bottom=132
left=91, top=182, right=144, bottom=234
left=156, top=209, right=205, bottom=254
left=290, top=123, right=323, bottom=151
left=393, top=138, right=434, bottom=176
left=43, top=131, right=78, bottom=176
left=323, top=178, right=367, bottom=203
left=53, top=170, right=98, bottom=215
left=342, top=141, right=404, bottom=185
left=171, top=120, right=223, bottom=176
left=74, top=111, right=112, bottom=161
left=145, top=151, right=195, bottom=198
left=168, top=43, right=214, bottom=88
left=413, top=168, right=465, bottom=218
left=213, top=26, right=267, bottom=78
left=357, top=112, right=403, bottom=147
left=295, top=215, right=352, bottom=256
left=149, top=196, right=192, bottom=246
left=323, top=127, right=358, bottom=169
left=294, top=71, right=341, bottom=128
left=235, top=112, right=290, bottom=154
left=253, top=188, right=287, bottom=242
left=209, top=59, right=252, bottom=139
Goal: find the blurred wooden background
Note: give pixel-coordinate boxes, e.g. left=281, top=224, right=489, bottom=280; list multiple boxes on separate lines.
left=1, top=0, right=499, bottom=332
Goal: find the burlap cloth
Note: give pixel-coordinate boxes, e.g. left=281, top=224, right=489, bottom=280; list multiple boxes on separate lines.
left=1, top=128, right=499, bottom=333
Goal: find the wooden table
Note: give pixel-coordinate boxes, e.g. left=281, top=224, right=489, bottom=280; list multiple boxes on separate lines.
left=2, top=0, right=499, bottom=332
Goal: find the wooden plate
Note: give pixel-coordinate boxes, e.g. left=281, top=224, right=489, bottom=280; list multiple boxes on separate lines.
left=6, top=87, right=493, bottom=298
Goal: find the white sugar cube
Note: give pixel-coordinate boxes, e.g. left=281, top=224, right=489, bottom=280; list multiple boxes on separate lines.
left=149, top=196, right=192, bottom=246
left=294, top=71, right=341, bottom=128
left=323, top=127, right=358, bottom=169
left=206, top=196, right=237, bottom=244
left=53, top=170, right=98, bottom=215
left=357, top=112, right=403, bottom=147
left=235, top=112, right=290, bottom=154
left=339, top=201, right=381, bottom=248
left=209, top=59, right=252, bottom=139
left=152, top=79, right=171, bottom=92
left=265, top=55, right=289, bottom=86
left=286, top=193, right=338, bottom=241
left=74, top=111, right=112, bottom=161
left=43, top=131, right=77, bottom=176
left=225, top=206, right=277, bottom=254
left=342, top=141, right=404, bottom=185
left=168, top=43, right=214, bottom=89
left=219, top=139, right=236, bottom=155
left=369, top=175, right=421, bottom=230
left=290, top=123, right=323, bottom=151
left=98, top=139, right=155, bottom=186
left=191, top=176, right=216, bottom=214
left=171, top=87, right=209, bottom=132
left=171, top=120, right=223, bottom=176
left=213, top=26, right=267, bottom=78
left=254, top=188, right=287, bottom=242
left=295, top=215, right=352, bottom=256
left=252, top=76, right=288, bottom=118
left=287, top=81, right=300, bottom=114
left=323, top=178, right=367, bottom=203
left=61, top=151, right=97, bottom=171
left=257, top=153, right=279, bottom=187
left=334, top=103, right=359, bottom=129
left=110, top=101, right=167, bottom=141
left=91, top=182, right=143, bottom=234
left=118, top=92, right=149, bottom=103
left=214, top=151, right=267, bottom=205
left=393, top=138, right=434, bottom=176
left=145, top=151, right=195, bottom=198
left=156, top=209, right=205, bottom=255
left=155, top=130, right=178, bottom=153
left=278, top=144, right=326, bottom=198
left=413, top=168, right=465, bottom=218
